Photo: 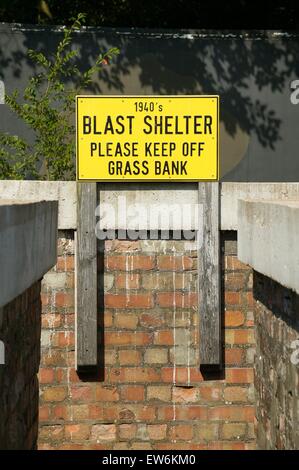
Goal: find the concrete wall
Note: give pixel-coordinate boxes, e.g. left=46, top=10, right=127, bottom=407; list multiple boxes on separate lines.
left=238, top=199, right=299, bottom=294
left=0, top=200, right=58, bottom=308
left=0, top=181, right=75, bottom=229
left=2, top=180, right=299, bottom=231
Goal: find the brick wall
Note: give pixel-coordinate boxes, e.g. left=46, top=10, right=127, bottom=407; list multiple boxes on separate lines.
left=38, top=231, right=255, bottom=450
left=0, top=281, right=41, bottom=449
left=253, top=272, right=299, bottom=449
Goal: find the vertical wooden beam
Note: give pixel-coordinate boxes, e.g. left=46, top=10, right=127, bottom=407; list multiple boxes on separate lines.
left=198, top=182, right=221, bottom=367
left=76, top=182, right=97, bottom=369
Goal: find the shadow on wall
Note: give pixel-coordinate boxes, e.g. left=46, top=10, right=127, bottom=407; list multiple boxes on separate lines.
left=1, top=26, right=299, bottom=180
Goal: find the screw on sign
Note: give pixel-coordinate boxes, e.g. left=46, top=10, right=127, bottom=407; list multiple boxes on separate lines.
left=0, top=340, right=4, bottom=365
left=0, top=80, right=5, bottom=104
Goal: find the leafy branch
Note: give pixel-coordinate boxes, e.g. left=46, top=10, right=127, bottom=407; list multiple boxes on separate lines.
left=0, top=13, right=119, bottom=180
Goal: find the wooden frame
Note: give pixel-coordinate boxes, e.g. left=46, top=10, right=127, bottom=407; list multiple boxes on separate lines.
left=76, top=182, right=97, bottom=369
left=198, top=182, right=221, bottom=367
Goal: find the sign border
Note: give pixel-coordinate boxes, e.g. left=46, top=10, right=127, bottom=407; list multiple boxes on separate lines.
left=76, top=95, right=219, bottom=182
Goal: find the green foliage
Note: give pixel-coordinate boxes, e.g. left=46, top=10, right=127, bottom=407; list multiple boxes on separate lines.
left=0, top=13, right=119, bottom=180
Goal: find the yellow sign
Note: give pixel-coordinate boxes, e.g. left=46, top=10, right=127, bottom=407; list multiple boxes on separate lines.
left=76, top=95, right=219, bottom=181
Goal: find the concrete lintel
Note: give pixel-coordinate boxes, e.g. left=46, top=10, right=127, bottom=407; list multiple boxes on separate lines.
left=238, top=199, right=299, bottom=294
left=1, top=181, right=299, bottom=231
left=0, top=200, right=58, bottom=308
left=221, top=182, right=299, bottom=230
left=0, top=181, right=76, bottom=230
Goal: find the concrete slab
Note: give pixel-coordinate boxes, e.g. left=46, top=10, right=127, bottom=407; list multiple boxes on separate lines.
left=0, top=200, right=58, bottom=307
left=238, top=199, right=299, bottom=294
left=221, top=183, right=299, bottom=230
left=0, top=181, right=76, bottom=229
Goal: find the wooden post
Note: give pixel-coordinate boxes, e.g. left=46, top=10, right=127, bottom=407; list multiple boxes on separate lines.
left=76, top=182, right=97, bottom=369
left=198, top=182, right=221, bottom=367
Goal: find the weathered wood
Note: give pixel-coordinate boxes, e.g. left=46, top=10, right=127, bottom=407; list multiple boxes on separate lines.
left=198, top=182, right=221, bottom=367
left=76, top=182, right=97, bottom=369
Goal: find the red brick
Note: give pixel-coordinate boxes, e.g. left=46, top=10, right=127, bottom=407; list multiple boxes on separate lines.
left=88, top=404, right=104, bottom=420
left=225, top=272, right=247, bottom=290
left=42, top=386, right=67, bottom=402
left=170, top=424, right=193, bottom=441
left=57, top=444, right=84, bottom=450
left=147, top=424, right=167, bottom=440
left=39, top=368, right=55, bottom=384
left=225, top=348, right=244, bottom=365
left=208, top=441, right=245, bottom=450
left=221, top=423, right=246, bottom=439
left=39, top=405, right=50, bottom=421
left=157, top=255, right=193, bottom=271
left=106, top=240, right=141, bottom=252
left=172, top=387, right=198, bottom=402
left=65, top=313, right=75, bottom=327
left=225, top=292, right=241, bottom=306
left=225, top=329, right=255, bottom=345
left=246, top=292, right=254, bottom=307
left=118, top=350, right=142, bottom=365
left=41, top=293, right=50, bottom=306
left=105, top=331, right=151, bottom=346
left=224, top=386, right=248, bottom=402
left=41, top=350, right=67, bottom=367
left=140, top=313, right=164, bottom=328
left=70, top=385, right=93, bottom=402
left=65, top=424, right=90, bottom=441
left=120, top=385, right=145, bottom=401
left=209, top=406, right=254, bottom=422
left=155, top=443, right=194, bottom=450
left=199, top=385, right=222, bottom=401
left=95, top=385, right=119, bottom=401
left=114, top=313, right=138, bottom=329
left=119, top=424, right=137, bottom=440
left=123, top=367, right=160, bottom=383
left=225, top=256, right=249, bottom=271
left=161, top=367, right=201, bottom=384
left=106, top=255, right=155, bottom=271
left=104, top=311, right=113, bottom=327
left=56, top=257, right=65, bottom=271
left=185, top=406, right=209, bottom=420
left=157, top=292, right=197, bottom=308
left=147, top=385, right=171, bottom=402
left=52, top=405, right=68, bottom=420
left=115, top=273, right=140, bottom=289
left=39, top=425, right=64, bottom=441
left=91, top=424, right=116, bottom=442
left=154, top=330, right=174, bottom=345
left=69, top=368, right=81, bottom=383
left=42, top=313, right=61, bottom=329
left=105, top=293, right=153, bottom=309
left=52, top=331, right=75, bottom=347
left=65, top=256, right=74, bottom=271
left=225, top=310, right=245, bottom=327
left=226, top=368, right=254, bottom=384
left=55, top=292, right=74, bottom=308
left=68, top=405, right=90, bottom=420
left=189, top=368, right=204, bottom=382
left=157, top=406, right=177, bottom=420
